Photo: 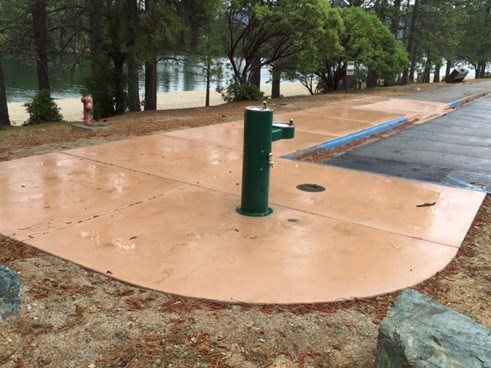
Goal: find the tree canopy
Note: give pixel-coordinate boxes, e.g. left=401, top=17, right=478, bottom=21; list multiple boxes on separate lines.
left=0, top=0, right=490, bottom=118
left=287, top=6, right=407, bottom=92
left=458, top=0, right=491, bottom=77
left=221, top=0, right=330, bottom=86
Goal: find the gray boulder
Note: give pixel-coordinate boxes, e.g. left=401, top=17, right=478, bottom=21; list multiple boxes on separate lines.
left=374, top=289, right=491, bottom=368
left=0, top=265, right=21, bottom=326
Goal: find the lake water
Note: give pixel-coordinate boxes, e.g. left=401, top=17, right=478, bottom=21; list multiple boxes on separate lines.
left=6, top=56, right=474, bottom=103
left=3, top=56, right=272, bottom=103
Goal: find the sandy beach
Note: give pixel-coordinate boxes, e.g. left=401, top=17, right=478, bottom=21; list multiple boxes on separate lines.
left=7, top=82, right=310, bottom=126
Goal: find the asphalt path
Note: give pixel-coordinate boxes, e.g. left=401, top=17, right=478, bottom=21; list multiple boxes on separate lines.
left=324, top=89, right=491, bottom=193
left=403, top=80, right=491, bottom=104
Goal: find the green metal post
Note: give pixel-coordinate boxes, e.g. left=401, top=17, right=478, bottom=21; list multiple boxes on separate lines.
left=236, top=106, right=274, bottom=217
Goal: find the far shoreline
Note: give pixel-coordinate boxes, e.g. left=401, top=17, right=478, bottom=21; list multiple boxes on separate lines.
left=7, top=82, right=310, bottom=126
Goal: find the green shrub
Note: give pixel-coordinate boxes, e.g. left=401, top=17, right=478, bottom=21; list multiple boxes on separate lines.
left=83, top=53, right=127, bottom=119
left=218, top=82, right=264, bottom=102
left=24, top=90, right=63, bottom=125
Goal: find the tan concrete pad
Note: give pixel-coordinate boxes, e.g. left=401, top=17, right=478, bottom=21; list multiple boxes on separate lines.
left=0, top=153, right=186, bottom=240
left=1, top=99, right=485, bottom=304
left=280, top=112, right=374, bottom=136
left=271, top=131, right=338, bottom=156
left=351, top=98, right=450, bottom=122
left=352, top=98, right=449, bottom=114
left=329, top=96, right=391, bottom=107
left=165, top=123, right=244, bottom=150
left=165, top=122, right=336, bottom=157
left=274, top=107, right=401, bottom=137
left=28, top=186, right=459, bottom=304
left=164, top=103, right=403, bottom=156
left=276, top=106, right=400, bottom=125
left=66, top=135, right=242, bottom=184
left=201, top=159, right=485, bottom=247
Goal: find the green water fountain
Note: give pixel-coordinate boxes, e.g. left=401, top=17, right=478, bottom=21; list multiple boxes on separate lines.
left=236, top=102, right=295, bottom=217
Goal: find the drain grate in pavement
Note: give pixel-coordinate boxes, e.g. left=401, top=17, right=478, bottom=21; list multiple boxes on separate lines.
left=296, top=183, right=326, bottom=192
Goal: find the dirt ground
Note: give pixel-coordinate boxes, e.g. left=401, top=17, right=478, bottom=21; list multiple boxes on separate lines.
left=0, top=83, right=490, bottom=368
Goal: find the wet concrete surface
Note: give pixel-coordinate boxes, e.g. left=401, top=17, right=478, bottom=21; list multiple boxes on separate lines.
left=0, top=92, right=487, bottom=303
left=326, top=95, right=491, bottom=192
left=403, top=80, right=491, bottom=104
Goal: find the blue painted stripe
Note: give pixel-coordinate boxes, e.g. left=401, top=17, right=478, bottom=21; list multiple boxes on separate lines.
left=448, top=100, right=461, bottom=108
left=283, top=117, right=407, bottom=159
left=446, top=176, right=487, bottom=192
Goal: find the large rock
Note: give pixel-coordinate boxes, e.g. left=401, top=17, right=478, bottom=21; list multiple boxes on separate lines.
left=0, top=265, right=21, bottom=326
left=374, top=289, right=491, bottom=368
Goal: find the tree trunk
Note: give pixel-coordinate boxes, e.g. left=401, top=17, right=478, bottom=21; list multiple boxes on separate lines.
left=475, top=63, right=481, bottom=79
left=390, top=0, right=402, bottom=37
left=89, top=0, right=104, bottom=53
left=408, top=40, right=419, bottom=83
left=110, top=51, right=127, bottom=115
left=333, top=78, right=340, bottom=91
left=399, top=1, right=410, bottom=84
left=404, top=0, right=419, bottom=84
left=366, top=70, right=377, bottom=89
left=144, top=0, right=157, bottom=110
left=144, top=60, right=157, bottom=110
left=32, top=0, right=50, bottom=92
left=433, top=62, right=441, bottom=83
left=205, top=59, right=211, bottom=107
left=477, top=62, right=485, bottom=78
left=421, top=57, right=431, bottom=83
left=445, top=60, right=452, bottom=80
left=271, top=66, right=281, bottom=99
left=127, top=57, right=141, bottom=111
left=89, top=0, right=104, bottom=120
left=317, top=61, right=338, bottom=92
left=299, top=75, right=315, bottom=95
left=250, top=55, right=261, bottom=87
left=316, top=72, right=328, bottom=92
left=333, top=65, right=345, bottom=91
left=0, top=55, right=10, bottom=126
left=401, top=68, right=409, bottom=85
left=126, top=0, right=140, bottom=112
left=374, top=0, right=388, bottom=23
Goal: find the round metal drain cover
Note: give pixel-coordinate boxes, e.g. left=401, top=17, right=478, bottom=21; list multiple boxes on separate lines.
left=296, top=183, right=326, bottom=192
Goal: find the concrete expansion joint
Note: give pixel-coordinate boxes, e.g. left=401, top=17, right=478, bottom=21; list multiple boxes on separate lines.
left=19, top=214, right=102, bottom=242
left=61, top=152, right=191, bottom=186
left=24, top=187, right=195, bottom=240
